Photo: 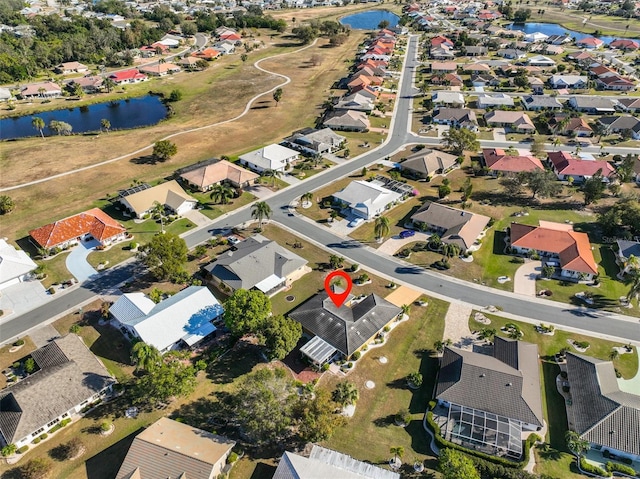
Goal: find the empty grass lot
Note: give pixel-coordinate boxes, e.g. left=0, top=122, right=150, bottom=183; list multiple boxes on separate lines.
left=321, top=298, right=448, bottom=474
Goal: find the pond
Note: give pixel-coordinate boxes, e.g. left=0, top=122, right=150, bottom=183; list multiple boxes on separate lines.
left=507, top=22, right=640, bottom=45
left=340, top=10, right=400, bottom=30
left=0, top=95, right=168, bottom=140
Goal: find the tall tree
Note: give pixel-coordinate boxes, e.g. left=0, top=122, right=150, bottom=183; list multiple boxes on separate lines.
left=439, top=448, right=480, bottom=479
left=152, top=140, right=178, bottom=162
left=565, top=430, right=590, bottom=457
left=262, top=314, right=302, bottom=360
left=582, top=169, right=606, bottom=205
left=374, top=216, right=391, bottom=241
left=132, top=357, right=197, bottom=408
left=251, top=201, right=272, bottom=228
left=31, top=117, right=45, bottom=138
left=296, top=388, right=346, bottom=442
left=100, top=118, right=111, bottom=133
left=461, top=177, right=473, bottom=201
left=223, top=289, right=271, bottom=338
left=0, top=195, right=15, bottom=215
left=442, top=128, right=479, bottom=155
left=628, top=272, right=640, bottom=306
left=209, top=183, right=234, bottom=204
left=138, top=232, right=188, bottom=281
left=131, top=342, right=161, bottom=372
left=520, top=169, right=562, bottom=199
left=103, top=77, right=116, bottom=93
left=273, top=87, right=283, bottom=107
left=616, top=154, right=637, bottom=183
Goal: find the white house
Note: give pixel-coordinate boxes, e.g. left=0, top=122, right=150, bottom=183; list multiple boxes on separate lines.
left=549, top=75, right=588, bottom=89
left=117, top=180, right=196, bottom=219
left=432, top=91, right=465, bottom=107
left=110, top=286, right=224, bottom=354
left=332, top=180, right=403, bottom=220
left=0, top=239, right=37, bottom=291
left=527, top=55, right=556, bottom=67
left=476, top=93, right=514, bottom=109
left=238, top=144, right=299, bottom=173
left=524, top=32, right=548, bottom=43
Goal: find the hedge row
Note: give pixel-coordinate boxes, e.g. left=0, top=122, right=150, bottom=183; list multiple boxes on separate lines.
left=426, top=410, right=539, bottom=469
left=470, top=455, right=542, bottom=479
left=605, top=461, right=639, bottom=477
left=580, top=457, right=611, bottom=477
left=48, top=418, right=72, bottom=434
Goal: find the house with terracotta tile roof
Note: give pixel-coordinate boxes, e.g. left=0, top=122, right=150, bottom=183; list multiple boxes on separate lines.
left=547, top=151, right=615, bottom=183
left=482, top=148, right=544, bottom=176
left=191, top=47, right=221, bottom=61
left=610, top=39, right=640, bottom=50
left=29, top=208, right=127, bottom=252
left=576, top=37, right=604, bottom=49
left=510, top=221, right=598, bottom=280
left=430, top=61, right=457, bottom=73
left=179, top=159, right=259, bottom=191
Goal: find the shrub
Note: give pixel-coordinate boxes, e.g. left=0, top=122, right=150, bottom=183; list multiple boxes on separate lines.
left=69, top=324, right=81, bottom=334
left=19, top=457, right=52, bottom=479
left=428, top=400, right=436, bottom=410
left=574, top=340, right=590, bottom=349
left=14, top=339, right=24, bottom=346
left=395, top=409, right=412, bottom=426
left=39, top=434, right=47, bottom=440
left=321, top=363, right=330, bottom=371
left=351, top=351, right=361, bottom=360
left=605, top=461, right=636, bottom=475
left=48, top=287, right=56, bottom=295
left=32, top=438, right=41, bottom=444
left=17, top=445, right=29, bottom=454
left=1, top=444, right=16, bottom=456
left=383, top=325, right=390, bottom=333
left=100, top=420, right=112, bottom=432
left=580, top=457, right=611, bottom=477
left=12, top=361, right=20, bottom=369
left=228, top=452, right=239, bottom=464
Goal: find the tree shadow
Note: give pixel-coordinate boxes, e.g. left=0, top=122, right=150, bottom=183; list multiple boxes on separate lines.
left=373, top=414, right=396, bottom=427
left=249, top=463, right=277, bottom=479
left=85, top=428, right=142, bottom=479
left=130, top=155, right=161, bottom=165
left=536, top=443, right=564, bottom=461
left=205, top=339, right=263, bottom=384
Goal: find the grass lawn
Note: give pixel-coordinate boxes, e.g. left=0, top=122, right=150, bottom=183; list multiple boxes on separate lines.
left=348, top=197, right=421, bottom=247
left=290, top=159, right=335, bottom=180
left=189, top=191, right=257, bottom=221
left=321, top=298, right=449, bottom=474
left=37, top=250, right=74, bottom=288
left=296, top=175, right=356, bottom=222
left=340, top=130, right=387, bottom=158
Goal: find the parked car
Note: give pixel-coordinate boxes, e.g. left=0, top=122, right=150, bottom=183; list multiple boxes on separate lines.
left=399, top=230, right=415, bottom=239
left=348, top=218, right=364, bottom=228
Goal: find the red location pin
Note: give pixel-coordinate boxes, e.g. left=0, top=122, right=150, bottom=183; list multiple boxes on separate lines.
left=324, top=270, right=353, bottom=308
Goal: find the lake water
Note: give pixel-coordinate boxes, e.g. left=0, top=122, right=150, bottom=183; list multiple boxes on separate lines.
left=0, top=95, right=168, bottom=140
left=340, top=10, right=400, bottom=30
left=507, top=22, right=640, bottom=45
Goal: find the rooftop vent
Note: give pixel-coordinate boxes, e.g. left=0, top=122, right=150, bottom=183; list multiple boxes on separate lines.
left=506, top=382, right=512, bottom=387
left=480, top=373, right=486, bottom=378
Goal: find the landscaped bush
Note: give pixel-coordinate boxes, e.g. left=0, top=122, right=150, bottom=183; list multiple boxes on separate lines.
left=580, top=457, right=611, bottom=477
left=574, top=340, right=590, bottom=349
left=17, top=445, right=29, bottom=454
left=228, top=452, right=239, bottom=464
left=39, top=434, right=47, bottom=441
left=14, top=339, right=24, bottom=346
left=12, top=361, right=20, bottom=369
left=321, top=363, right=330, bottom=371
left=32, top=438, right=41, bottom=444
left=605, top=461, right=636, bottom=475
left=351, top=351, right=361, bottom=360
left=48, top=287, right=56, bottom=295
left=1, top=444, right=16, bottom=457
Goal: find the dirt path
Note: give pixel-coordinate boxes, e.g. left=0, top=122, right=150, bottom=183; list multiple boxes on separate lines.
left=0, top=40, right=319, bottom=193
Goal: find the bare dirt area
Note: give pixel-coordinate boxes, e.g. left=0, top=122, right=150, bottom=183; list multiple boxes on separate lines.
left=0, top=33, right=365, bottom=241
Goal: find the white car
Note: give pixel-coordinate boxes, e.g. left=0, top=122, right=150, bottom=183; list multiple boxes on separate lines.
left=348, top=218, right=364, bottom=228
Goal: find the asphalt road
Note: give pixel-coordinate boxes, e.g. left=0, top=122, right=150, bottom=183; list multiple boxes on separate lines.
left=3, top=35, right=639, bottom=345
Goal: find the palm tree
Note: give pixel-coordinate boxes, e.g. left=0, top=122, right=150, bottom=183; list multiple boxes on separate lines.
left=73, top=83, right=84, bottom=98
left=151, top=201, right=166, bottom=233
left=478, top=328, right=497, bottom=342
left=389, top=446, right=404, bottom=469
left=329, top=209, right=339, bottom=222
left=442, top=243, right=461, bottom=258
left=329, top=254, right=344, bottom=270
left=628, top=271, right=640, bottom=306
left=261, top=169, right=282, bottom=187
left=100, top=118, right=111, bottom=133
left=332, top=381, right=359, bottom=406
left=103, top=77, right=116, bottom=93
left=31, top=117, right=45, bottom=138
left=428, top=234, right=442, bottom=251
left=401, top=304, right=410, bottom=316
left=609, top=348, right=619, bottom=361
left=131, top=342, right=161, bottom=372
left=210, top=183, right=234, bottom=205
left=374, top=216, right=391, bottom=242
left=565, top=430, right=590, bottom=458
left=434, top=338, right=452, bottom=353
left=301, top=192, right=313, bottom=206
left=251, top=201, right=272, bottom=228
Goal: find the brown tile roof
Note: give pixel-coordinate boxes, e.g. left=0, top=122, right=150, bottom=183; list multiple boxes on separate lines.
left=29, top=208, right=126, bottom=249
left=547, top=151, right=614, bottom=178
left=179, top=160, right=258, bottom=190
left=482, top=148, right=544, bottom=173
left=510, top=221, right=598, bottom=274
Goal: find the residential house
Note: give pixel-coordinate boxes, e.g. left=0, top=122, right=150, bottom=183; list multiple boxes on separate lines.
left=349, top=84, right=379, bottom=101
left=564, top=353, right=640, bottom=462
left=476, top=93, right=515, bottom=109
left=431, top=35, right=454, bottom=48
left=482, top=148, right=544, bottom=176
left=547, top=151, right=615, bottom=182
left=20, top=82, right=62, bottom=99
left=620, top=98, right=640, bottom=113
left=610, top=39, right=640, bottom=51
left=510, top=221, right=598, bottom=280
left=110, top=286, right=224, bottom=353
left=274, top=446, right=400, bottom=479
left=432, top=108, right=478, bottom=130
left=108, top=69, right=147, bottom=84
left=289, top=292, right=402, bottom=361
left=29, top=208, right=127, bottom=253
left=400, top=149, right=459, bottom=180
left=238, top=144, right=299, bottom=173
left=67, top=76, right=103, bottom=94
left=323, top=110, right=371, bottom=132
left=430, top=45, right=455, bottom=60
left=567, top=50, right=596, bottom=64
left=568, top=96, right=618, bottom=113
left=139, top=63, right=181, bottom=76
left=463, top=63, right=491, bottom=73
left=462, top=45, right=488, bottom=56
left=118, top=180, right=196, bottom=218
left=432, top=91, right=465, bottom=108
left=522, top=95, right=563, bottom=111
left=283, top=127, right=346, bottom=155
left=471, top=73, right=501, bottom=88
left=576, top=37, right=604, bottom=49
left=527, top=55, right=556, bottom=67
left=0, top=335, right=115, bottom=449
left=525, top=32, right=549, bottom=43
left=204, top=235, right=309, bottom=296
left=549, top=75, right=588, bottom=89
left=528, top=76, right=545, bottom=94
left=55, top=61, right=88, bottom=74
left=332, top=180, right=403, bottom=220
left=484, top=110, right=536, bottom=132
left=0, top=88, right=12, bottom=102
left=176, top=56, right=203, bottom=70
left=334, top=92, right=375, bottom=112
left=214, top=41, right=236, bottom=55
left=191, top=48, right=221, bottom=61
left=431, top=61, right=458, bottom=73
left=596, top=75, right=636, bottom=91
left=554, top=116, right=594, bottom=137
left=598, top=116, right=640, bottom=140
left=546, top=34, right=572, bottom=45
left=0, top=239, right=37, bottom=291
left=410, top=202, right=490, bottom=251
left=544, top=44, right=565, bottom=55
left=431, top=73, right=463, bottom=87
left=434, top=337, right=544, bottom=459
left=616, top=239, right=640, bottom=276
left=178, top=159, right=259, bottom=191
left=115, top=418, right=236, bottom=479
left=496, top=48, right=526, bottom=60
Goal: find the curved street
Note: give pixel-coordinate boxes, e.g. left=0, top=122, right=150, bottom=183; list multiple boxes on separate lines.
left=1, top=34, right=639, bottom=346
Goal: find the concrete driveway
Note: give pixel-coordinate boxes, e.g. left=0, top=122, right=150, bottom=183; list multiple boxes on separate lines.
left=493, top=127, right=506, bottom=142
left=0, top=280, right=49, bottom=319
left=378, top=231, right=430, bottom=255
left=514, top=261, right=541, bottom=297
left=65, top=240, right=99, bottom=283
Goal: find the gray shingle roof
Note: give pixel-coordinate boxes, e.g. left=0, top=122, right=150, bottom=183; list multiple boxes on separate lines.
left=435, top=338, right=544, bottom=426
left=0, top=335, right=114, bottom=444
left=289, top=293, right=401, bottom=356
left=565, top=353, right=640, bottom=456
left=205, top=235, right=307, bottom=291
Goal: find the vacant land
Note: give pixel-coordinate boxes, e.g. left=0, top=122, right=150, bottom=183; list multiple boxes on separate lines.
left=524, top=7, right=640, bottom=38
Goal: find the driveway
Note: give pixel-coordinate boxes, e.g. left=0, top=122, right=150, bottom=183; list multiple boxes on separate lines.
left=493, top=127, right=506, bottom=142
left=65, top=240, right=99, bottom=283
left=183, top=209, right=211, bottom=228
left=377, top=231, right=430, bottom=255
left=0, top=280, right=49, bottom=320
left=514, top=261, right=541, bottom=297
left=245, top=185, right=275, bottom=199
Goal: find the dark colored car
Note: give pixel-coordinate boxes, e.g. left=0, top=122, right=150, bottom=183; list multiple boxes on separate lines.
left=399, top=230, right=415, bottom=239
